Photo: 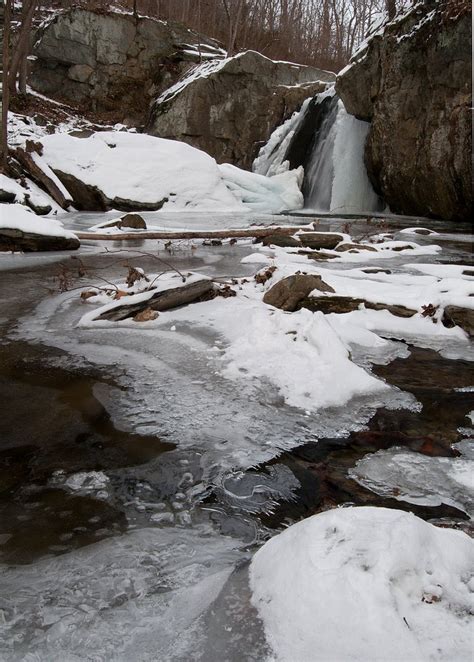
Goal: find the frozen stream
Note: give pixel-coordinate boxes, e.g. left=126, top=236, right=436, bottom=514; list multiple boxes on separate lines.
left=0, top=213, right=472, bottom=660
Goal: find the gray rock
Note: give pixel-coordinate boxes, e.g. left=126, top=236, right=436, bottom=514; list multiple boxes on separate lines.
left=30, top=8, right=223, bottom=124
left=336, top=0, right=471, bottom=221
left=147, top=50, right=335, bottom=168
left=298, top=232, right=343, bottom=250
left=442, top=305, right=474, bottom=337
left=263, top=274, right=335, bottom=312
left=119, top=213, right=147, bottom=229
left=68, top=64, right=94, bottom=83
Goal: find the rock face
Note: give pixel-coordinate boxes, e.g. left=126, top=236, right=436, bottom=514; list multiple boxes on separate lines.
left=336, top=0, right=471, bottom=222
left=30, top=8, right=224, bottom=123
left=147, top=51, right=335, bottom=169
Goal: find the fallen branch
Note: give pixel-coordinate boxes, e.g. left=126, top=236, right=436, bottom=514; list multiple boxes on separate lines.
left=75, top=225, right=315, bottom=242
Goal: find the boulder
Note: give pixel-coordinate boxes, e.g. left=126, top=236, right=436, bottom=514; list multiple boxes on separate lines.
left=52, top=170, right=168, bottom=212
left=97, top=278, right=214, bottom=321
left=147, top=50, right=335, bottom=168
left=298, top=232, right=343, bottom=250
left=263, top=274, right=335, bottom=312
left=336, top=0, right=471, bottom=221
left=30, top=8, right=224, bottom=124
left=0, top=227, right=79, bottom=252
left=442, top=305, right=474, bottom=337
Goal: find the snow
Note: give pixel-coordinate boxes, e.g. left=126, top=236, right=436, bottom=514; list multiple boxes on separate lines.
left=0, top=173, right=62, bottom=213
left=349, top=444, right=474, bottom=517
left=39, top=131, right=304, bottom=213
left=219, top=163, right=304, bottom=213
left=250, top=506, right=474, bottom=662
left=217, top=304, right=389, bottom=411
left=0, top=203, right=77, bottom=239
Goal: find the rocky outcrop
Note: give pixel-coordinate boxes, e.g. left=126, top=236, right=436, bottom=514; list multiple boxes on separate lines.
left=147, top=51, right=335, bottom=169
left=336, top=0, right=472, bottom=222
left=30, top=8, right=224, bottom=124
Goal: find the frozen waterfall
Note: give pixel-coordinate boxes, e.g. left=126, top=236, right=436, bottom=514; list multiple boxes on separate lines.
left=305, top=96, right=383, bottom=214
left=254, top=89, right=384, bottom=214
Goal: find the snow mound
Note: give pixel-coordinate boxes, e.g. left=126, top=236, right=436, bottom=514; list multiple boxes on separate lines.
left=0, top=203, right=77, bottom=239
left=39, top=131, right=304, bottom=213
left=220, top=305, right=388, bottom=411
left=250, top=506, right=474, bottom=662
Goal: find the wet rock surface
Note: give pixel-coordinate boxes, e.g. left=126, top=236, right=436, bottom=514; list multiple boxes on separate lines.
left=336, top=0, right=472, bottom=221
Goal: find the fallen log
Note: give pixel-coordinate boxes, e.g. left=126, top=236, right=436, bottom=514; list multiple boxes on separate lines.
left=76, top=225, right=316, bottom=242
left=11, top=147, right=72, bottom=210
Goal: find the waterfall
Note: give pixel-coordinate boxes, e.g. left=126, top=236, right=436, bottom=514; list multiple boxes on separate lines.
left=304, top=95, right=383, bottom=214
left=253, top=87, right=384, bottom=214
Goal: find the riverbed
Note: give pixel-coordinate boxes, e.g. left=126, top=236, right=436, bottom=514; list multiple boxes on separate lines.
left=0, top=212, right=472, bottom=660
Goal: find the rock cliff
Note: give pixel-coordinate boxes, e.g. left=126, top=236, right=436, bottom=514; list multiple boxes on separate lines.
left=147, top=51, right=335, bottom=169
left=336, top=0, right=471, bottom=221
left=30, top=8, right=224, bottom=124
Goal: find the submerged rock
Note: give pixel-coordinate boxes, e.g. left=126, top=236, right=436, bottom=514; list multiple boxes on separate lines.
left=336, top=0, right=472, bottom=221
left=263, top=274, right=335, bottom=312
left=148, top=50, right=334, bottom=169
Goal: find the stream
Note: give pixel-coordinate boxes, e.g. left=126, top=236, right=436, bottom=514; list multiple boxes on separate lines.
left=0, top=212, right=472, bottom=661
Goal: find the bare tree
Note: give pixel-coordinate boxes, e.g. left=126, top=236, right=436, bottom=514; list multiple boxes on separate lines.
left=8, top=0, right=39, bottom=96
left=1, top=0, right=13, bottom=171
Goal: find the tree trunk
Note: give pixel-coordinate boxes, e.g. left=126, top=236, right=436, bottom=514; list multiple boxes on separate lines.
left=1, top=0, right=12, bottom=171
left=386, top=0, right=396, bottom=20
left=8, top=0, right=38, bottom=96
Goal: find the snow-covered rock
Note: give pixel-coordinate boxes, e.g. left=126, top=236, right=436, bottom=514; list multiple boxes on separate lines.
left=250, top=506, right=474, bottom=662
left=0, top=204, right=79, bottom=252
left=148, top=50, right=334, bottom=169
left=39, top=131, right=304, bottom=214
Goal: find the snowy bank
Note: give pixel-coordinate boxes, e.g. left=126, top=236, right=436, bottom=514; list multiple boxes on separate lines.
left=250, top=506, right=474, bottom=662
left=0, top=204, right=79, bottom=251
left=39, top=132, right=304, bottom=214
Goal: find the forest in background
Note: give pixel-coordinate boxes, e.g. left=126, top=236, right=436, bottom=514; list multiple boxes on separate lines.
left=34, top=0, right=410, bottom=70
